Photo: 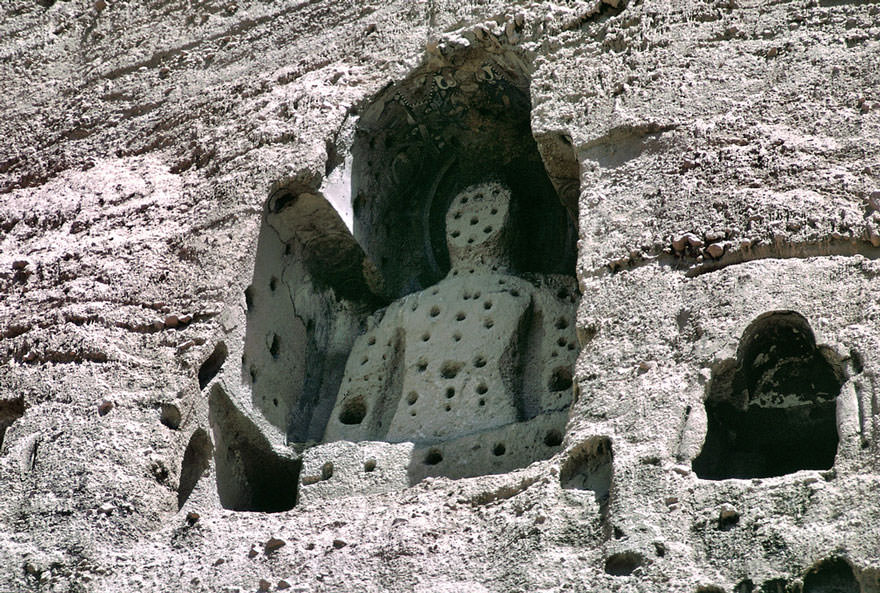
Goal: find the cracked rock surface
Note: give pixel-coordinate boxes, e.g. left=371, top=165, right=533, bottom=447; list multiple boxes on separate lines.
left=1, top=0, right=880, bottom=592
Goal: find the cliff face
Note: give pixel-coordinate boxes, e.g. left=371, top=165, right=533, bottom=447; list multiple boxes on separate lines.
left=2, top=0, right=880, bottom=591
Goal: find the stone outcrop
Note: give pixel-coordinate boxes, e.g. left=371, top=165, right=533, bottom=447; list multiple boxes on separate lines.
left=1, top=0, right=880, bottom=592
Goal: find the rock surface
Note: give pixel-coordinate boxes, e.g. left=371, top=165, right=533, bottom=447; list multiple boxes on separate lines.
left=1, top=0, right=880, bottom=592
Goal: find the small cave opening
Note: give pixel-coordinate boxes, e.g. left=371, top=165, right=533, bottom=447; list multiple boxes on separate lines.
left=209, top=385, right=300, bottom=512
left=693, top=311, right=843, bottom=480
left=803, top=557, right=860, bottom=593
left=604, top=551, right=644, bottom=577
left=0, top=395, right=25, bottom=451
left=561, top=436, right=613, bottom=510
left=177, top=428, right=212, bottom=510
left=198, top=341, right=228, bottom=391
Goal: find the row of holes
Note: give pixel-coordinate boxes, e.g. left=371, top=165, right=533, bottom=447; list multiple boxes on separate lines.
left=422, top=429, right=563, bottom=466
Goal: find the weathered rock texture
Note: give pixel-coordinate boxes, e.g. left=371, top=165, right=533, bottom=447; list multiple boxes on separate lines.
left=1, top=0, right=880, bottom=592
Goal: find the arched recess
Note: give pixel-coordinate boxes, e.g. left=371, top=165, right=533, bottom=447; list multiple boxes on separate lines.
left=352, top=45, right=579, bottom=299
left=693, top=311, right=844, bottom=480
left=802, top=557, right=860, bottom=593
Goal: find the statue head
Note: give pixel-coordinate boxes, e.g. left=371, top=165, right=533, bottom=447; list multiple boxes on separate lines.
left=445, top=181, right=514, bottom=271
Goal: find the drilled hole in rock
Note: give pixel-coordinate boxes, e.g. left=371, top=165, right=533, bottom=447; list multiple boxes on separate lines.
left=693, top=311, right=843, bottom=480
left=803, top=557, right=859, bottom=593
left=510, top=289, right=520, bottom=297
left=484, top=319, right=494, bottom=329
left=445, top=404, right=452, bottom=412
left=557, top=337, right=567, bottom=347
left=604, top=551, right=644, bottom=577
left=429, top=305, right=441, bottom=317
left=451, top=230, right=461, bottom=238
left=421, top=332, right=431, bottom=342
left=492, top=443, right=506, bottom=456
left=456, top=312, right=466, bottom=321
left=269, top=334, right=280, bottom=359
left=272, top=398, right=278, bottom=407
left=178, top=428, right=212, bottom=510
left=249, top=367, right=257, bottom=384
left=424, top=449, right=443, bottom=465
left=561, top=436, right=613, bottom=509
left=446, top=388, right=455, bottom=399
left=491, top=208, right=498, bottom=214
left=440, top=361, right=464, bottom=379
left=269, top=276, right=278, bottom=291
left=476, top=383, right=488, bottom=395
left=244, top=286, right=255, bottom=312
left=339, top=397, right=367, bottom=425
left=544, top=430, right=563, bottom=447
left=321, top=461, right=334, bottom=481
left=407, top=391, right=418, bottom=405
left=467, top=238, right=475, bottom=244
left=555, top=317, right=569, bottom=330
left=453, top=333, right=462, bottom=342
left=478, top=398, right=486, bottom=406
left=470, top=217, right=479, bottom=225
left=473, top=355, right=486, bottom=368
left=367, top=336, right=376, bottom=346
left=364, top=459, right=377, bottom=472
left=483, top=226, right=493, bottom=234
left=360, top=356, right=368, bottom=365
left=0, top=395, right=26, bottom=451
left=416, top=359, right=428, bottom=372
left=198, top=342, right=228, bottom=390
left=549, top=367, right=573, bottom=392
left=483, top=300, right=493, bottom=310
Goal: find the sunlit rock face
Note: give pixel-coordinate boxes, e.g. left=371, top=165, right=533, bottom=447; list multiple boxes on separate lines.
left=2, top=1, right=880, bottom=592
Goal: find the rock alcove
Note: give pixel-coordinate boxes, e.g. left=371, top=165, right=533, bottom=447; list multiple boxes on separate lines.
left=693, top=311, right=843, bottom=480
left=317, top=44, right=581, bottom=485
left=213, top=42, right=583, bottom=507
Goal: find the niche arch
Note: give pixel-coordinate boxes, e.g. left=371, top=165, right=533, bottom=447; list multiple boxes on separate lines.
left=351, top=45, right=579, bottom=299
left=317, top=43, right=582, bottom=485
left=693, top=311, right=844, bottom=480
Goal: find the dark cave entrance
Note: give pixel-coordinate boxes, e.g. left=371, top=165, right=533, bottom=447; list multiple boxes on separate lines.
left=693, top=311, right=843, bottom=480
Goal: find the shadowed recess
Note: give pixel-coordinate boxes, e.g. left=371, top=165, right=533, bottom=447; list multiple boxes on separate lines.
left=209, top=385, right=300, bottom=512
left=694, top=311, right=843, bottom=480
left=177, top=428, right=212, bottom=509
left=0, top=395, right=25, bottom=451
left=803, top=558, right=860, bottom=593
left=352, top=46, right=578, bottom=299
left=604, top=551, right=644, bottom=577
left=560, top=436, right=613, bottom=510
left=198, top=341, right=228, bottom=390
